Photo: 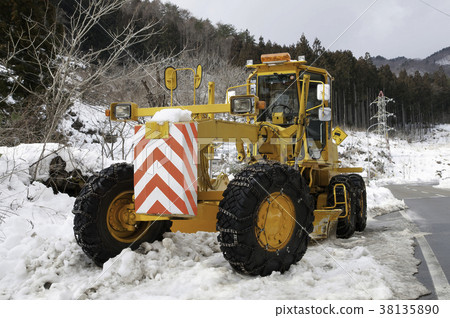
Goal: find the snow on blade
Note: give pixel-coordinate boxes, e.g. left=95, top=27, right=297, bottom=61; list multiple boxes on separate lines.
left=149, top=109, right=192, bottom=124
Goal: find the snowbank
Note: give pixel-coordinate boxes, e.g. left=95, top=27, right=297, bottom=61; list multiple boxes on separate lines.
left=366, top=185, right=407, bottom=217
left=0, top=193, right=426, bottom=300
left=0, top=143, right=110, bottom=183
left=77, top=225, right=426, bottom=300
left=435, top=178, right=450, bottom=189
left=0, top=146, right=426, bottom=299
left=339, top=124, right=450, bottom=188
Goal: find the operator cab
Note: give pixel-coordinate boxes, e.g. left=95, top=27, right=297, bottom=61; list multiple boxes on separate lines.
left=249, top=53, right=332, bottom=160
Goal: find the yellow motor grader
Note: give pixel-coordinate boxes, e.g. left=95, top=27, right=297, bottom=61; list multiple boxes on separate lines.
left=73, top=53, right=366, bottom=276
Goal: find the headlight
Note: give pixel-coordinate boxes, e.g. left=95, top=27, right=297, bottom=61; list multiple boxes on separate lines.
left=109, top=102, right=138, bottom=121
left=230, top=96, right=256, bottom=115
left=114, top=104, right=131, bottom=119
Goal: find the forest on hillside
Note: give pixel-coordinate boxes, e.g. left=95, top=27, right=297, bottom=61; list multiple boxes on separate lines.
left=1, top=0, right=449, bottom=146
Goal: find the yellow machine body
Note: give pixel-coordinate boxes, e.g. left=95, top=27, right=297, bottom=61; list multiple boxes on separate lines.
left=108, top=53, right=363, bottom=239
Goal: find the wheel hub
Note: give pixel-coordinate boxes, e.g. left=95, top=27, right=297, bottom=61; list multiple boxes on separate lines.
left=107, top=191, right=150, bottom=243
left=255, top=192, right=296, bottom=251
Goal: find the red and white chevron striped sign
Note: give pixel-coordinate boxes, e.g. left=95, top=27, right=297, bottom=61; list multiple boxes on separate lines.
left=133, top=122, right=198, bottom=216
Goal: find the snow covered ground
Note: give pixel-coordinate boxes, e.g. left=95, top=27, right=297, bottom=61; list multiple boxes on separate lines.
left=1, top=103, right=449, bottom=299
left=339, top=124, right=450, bottom=189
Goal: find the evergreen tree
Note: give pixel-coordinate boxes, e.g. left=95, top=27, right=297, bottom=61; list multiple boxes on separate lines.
left=293, top=33, right=314, bottom=63
left=1, top=1, right=57, bottom=102
left=0, top=0, right=60, bottom=131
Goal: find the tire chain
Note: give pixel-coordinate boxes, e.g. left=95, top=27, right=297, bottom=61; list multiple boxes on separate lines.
left=347, top=174, right=367, bottom=231
left=217, top=161, right=314, bottom=275
left=217, top=162, right=277, bottom=271
left=73, top=164, right=127, bottom=249
left=327, top=174, right=357, bottom=238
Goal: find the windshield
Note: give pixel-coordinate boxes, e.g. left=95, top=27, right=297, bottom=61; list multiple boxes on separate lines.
left=257, top=73, right=299, bottom=123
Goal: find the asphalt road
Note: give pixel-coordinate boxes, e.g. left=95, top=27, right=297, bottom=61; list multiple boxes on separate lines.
left=386, top=183, right=450, bottom=300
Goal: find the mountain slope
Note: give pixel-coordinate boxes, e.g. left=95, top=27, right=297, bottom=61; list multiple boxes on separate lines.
left=372, top=46, right=450, bottom=76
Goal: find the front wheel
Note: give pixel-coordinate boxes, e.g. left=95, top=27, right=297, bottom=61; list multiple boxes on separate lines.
left=217, top=161, right=314, bottom=276
left=73, top=163, right=172, bottom=266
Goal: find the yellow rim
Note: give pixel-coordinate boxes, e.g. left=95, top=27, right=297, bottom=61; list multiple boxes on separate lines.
left=255, top=192, right=296, bottom=252
left=106, top=191, right=151, bottom=243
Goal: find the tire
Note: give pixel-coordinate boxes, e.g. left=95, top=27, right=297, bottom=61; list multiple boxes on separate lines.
left=217, top=161, right=314, bottom=276
left=327, top=175, right=357, bottom=239
left=348, top=174, right=367, bottom=232
left=73, top=163, right=172, bottom=266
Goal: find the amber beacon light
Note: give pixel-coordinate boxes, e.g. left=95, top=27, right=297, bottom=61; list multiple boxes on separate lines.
left=261, top=52, right=291, bottom=64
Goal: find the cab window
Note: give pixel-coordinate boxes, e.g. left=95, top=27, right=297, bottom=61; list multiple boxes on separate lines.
left=257, top=73, right=299, bottom=123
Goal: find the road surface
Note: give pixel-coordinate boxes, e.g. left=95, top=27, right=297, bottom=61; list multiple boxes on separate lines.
left=386, top=183, right=450, bottom=300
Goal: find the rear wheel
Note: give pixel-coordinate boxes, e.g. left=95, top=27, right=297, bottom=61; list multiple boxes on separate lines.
left=73, top=163, right=172, bottom=266
left=348, top=174, right=367, bottom=232
left=217, top=161, right=314, bottom=276
left=327, top=175, right=357, bottom=239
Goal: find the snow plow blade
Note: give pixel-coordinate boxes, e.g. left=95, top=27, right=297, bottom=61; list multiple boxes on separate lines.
left=310, top=209, right=342, bottom=240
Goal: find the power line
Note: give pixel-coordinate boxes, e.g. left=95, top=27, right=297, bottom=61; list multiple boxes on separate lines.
left=419, top=0, right=450, bottom=18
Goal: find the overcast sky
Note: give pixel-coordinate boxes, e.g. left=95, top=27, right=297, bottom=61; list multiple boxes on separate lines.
left=163, top=0, right=450, bottom=59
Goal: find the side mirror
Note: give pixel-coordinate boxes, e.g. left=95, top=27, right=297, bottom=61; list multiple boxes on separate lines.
left=164, top=66, right=177, bottom=90
left=317, top=84, right=330, bottom=101
left=318, top=107, right=332, bottom=121
left=194, top=64, right=202, bottom=89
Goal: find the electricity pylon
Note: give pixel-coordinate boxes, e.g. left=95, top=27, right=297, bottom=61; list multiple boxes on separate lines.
left=370, top=90, right=395, bottom=142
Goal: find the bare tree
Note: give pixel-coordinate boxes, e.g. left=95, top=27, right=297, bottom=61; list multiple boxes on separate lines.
left=168, top=50, right=248, bottom=106
left=0, top=0, right=169, bottom=179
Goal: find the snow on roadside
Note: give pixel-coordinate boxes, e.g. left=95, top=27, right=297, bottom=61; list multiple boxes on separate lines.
left=435, top=178, right=450, bottom=189
left=366, top=185, right=407, bottom=218
left=0, top=146, right=424, bottom=299
left=0, top=181, right=426, bottom=300
left=0, top=176, right=81, bottom=299
left=80, top=220, right=426, bottom=300
left=339, top=124, right=450, bottom=188
left=0, top=198, right=426, bottom=300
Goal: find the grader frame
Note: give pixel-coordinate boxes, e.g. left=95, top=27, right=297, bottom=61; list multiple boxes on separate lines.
left=74, top=53, right=366, bottom=275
